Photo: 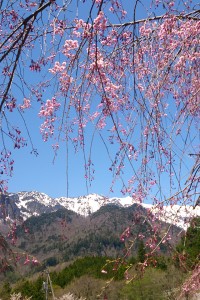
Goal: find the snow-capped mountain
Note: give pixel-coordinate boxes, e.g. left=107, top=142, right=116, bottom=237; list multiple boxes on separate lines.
left=1, top=191, right=199, bottom=229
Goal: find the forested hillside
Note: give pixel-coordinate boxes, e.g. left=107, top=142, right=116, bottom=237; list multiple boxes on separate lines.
left=0, top=217, right=199, bottom=300
left=13, top=204, right=181, bottom=267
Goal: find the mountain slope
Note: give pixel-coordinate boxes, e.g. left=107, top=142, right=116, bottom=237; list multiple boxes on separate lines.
left=14, top=204, right=181, bottom=266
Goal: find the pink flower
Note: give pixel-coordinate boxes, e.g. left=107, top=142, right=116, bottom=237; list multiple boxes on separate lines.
left=62, top=40, right=79, bottom=56
left=20, top=98, right=31, bottom=110
left=94, top=11, right=107, bottom=32
left=32, top=258, right=39, bottom=265
left=24, top=256, right=30, bottom=265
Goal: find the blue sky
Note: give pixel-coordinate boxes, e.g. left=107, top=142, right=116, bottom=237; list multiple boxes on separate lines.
left=8, top=114, right=122, bottom=198
left=3, top=0, right=199, bottom=199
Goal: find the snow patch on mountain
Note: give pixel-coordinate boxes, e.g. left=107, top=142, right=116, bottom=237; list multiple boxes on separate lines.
left=149, top=205, right=200, bottom=229
left=4, top=191, right=200, bottom=229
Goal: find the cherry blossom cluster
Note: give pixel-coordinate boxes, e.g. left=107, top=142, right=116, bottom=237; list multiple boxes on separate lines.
left=19, top=98, right=31, bottom=111
left=120, top=226, right=130, bottom=242
left=73, top=19, right=92, bottom=38
left=62, top=40, right=79, bottom=57
left=179, top=264, right=200, bottom=299
left=0, top=151, right=14, bottom=178
left=93, top=11, right=107, bottom=32
left=39, top=97, right=61, bottom=141
left=51, top=18, right=66, bottom=36
left=23, top=254, right=39, bottom=266
left=108, top=0, right=127, bottom=18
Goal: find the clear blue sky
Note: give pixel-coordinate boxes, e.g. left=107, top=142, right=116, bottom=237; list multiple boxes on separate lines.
left=4, top=0, right=199, bottom=199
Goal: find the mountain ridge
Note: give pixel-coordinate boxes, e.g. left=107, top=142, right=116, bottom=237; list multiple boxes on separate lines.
left=1, top=191, right=199, bottom=229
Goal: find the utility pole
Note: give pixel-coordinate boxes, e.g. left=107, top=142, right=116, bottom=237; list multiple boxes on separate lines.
left=42, top=269, right=55, bottom=300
